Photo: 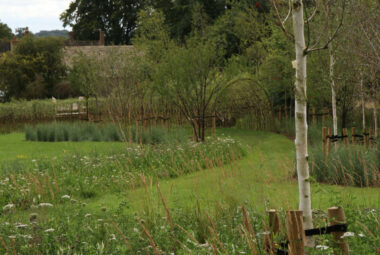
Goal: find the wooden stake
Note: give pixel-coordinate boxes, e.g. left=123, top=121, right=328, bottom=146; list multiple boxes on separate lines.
left=286, top=210, right=305, bottom=255
left=212, top=111, right=216, bottom=138
left=351, top=127, right=355, bottom=145
left=328, top=207, right=349, bottom=255
left=278, top=106, right=282, bottom=126
left=327, top=127, right=332, bottom=156
left=264, top=209, right=281, bottom=253
left=363, top=127, right=367, bottom=147
left=322, top=127, right=327, bottom=158
left=342, top=128, right=348, bottom=147
left=312, top=108, right=316, bottom=125
left=369, top=128, right=373, bottom=146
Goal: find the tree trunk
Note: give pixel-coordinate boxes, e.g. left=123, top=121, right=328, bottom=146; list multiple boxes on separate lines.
left=291, top=0, right=314, bottom=247
left=371, top=65, right=378, bottom=138
left=86, top=97, right=89, bottom=121
left=329, top=46, right=338, bottom=148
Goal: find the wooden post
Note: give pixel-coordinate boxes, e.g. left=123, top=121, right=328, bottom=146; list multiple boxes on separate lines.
left=369, top=128, right=373, bottom=146
left=212, top=111, right=216, bottom=138
left=278, top=106, right=282, bottom=126
left=351, top=127, right=355, bottom=145
left=312, top=108, right=316, bottom=125
left=328, top=207, right=349, bottom=255
left=363, top=127, right=367, bottom=147
left=264, top=209, right=281, bottom=254
left=322, top=127, right=327, bottom=158
left=322, top=108, right=326, bottom=125
left=342, top=128, right=348, bottom=147
left=327, top=127, right=332, bottom=156
left=286, top=210, right=305, bottom=255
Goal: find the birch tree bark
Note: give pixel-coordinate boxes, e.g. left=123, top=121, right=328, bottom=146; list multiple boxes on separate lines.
left=291, top=0, right=314, bottom=247
left=326, top=3, right=338, bottom=147
left=371, top=65, right=378, bottom=138
left=329, top=46, right=338, bottom=146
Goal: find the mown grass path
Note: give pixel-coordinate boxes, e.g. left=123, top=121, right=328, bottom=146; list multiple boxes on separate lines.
left=88, top=129, right=379, bottom=216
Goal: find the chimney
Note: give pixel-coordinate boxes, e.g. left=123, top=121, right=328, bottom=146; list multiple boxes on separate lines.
left=99, top=30, right=105, bottom=46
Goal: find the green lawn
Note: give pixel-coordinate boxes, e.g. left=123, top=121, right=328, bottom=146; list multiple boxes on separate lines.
left=0, top=129, right=378, bottom=254
left=86, top=129, right=379, bottom=216
left=1, top=129, right=378, bottom=216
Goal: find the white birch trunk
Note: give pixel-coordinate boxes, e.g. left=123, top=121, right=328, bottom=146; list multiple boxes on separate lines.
left=291, top=0, right=314, bottom=247
left=329, top=46, right=338, bottom=146
left=371, top=66, right=378, bottom=138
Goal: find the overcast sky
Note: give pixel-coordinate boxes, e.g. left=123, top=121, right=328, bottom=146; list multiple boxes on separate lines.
left=0, top=0, right=72, bottom=33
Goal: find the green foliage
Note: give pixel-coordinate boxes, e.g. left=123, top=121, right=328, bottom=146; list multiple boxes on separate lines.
left=133, top=8, right=171, bottom=62
left=60, top=0, right=144, bottom=44
left=69, top=53, right=99, bottom=99
left=0, top=36, right=66, bottom=100
left=0, top=21, right=13, bottom=41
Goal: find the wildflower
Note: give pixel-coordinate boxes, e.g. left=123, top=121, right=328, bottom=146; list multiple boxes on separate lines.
left=133, top=227, right=139, bottom=233
left=3, top=204, right=15, bottom=211
left=316, top=245, right=329, bottom=250
left=341, top=232, right=355, bottom=238
left=257, top=231, right=271, bottom=236
left=38, top=203, right=53, bottom=208
left=8, top=236, right=16, bottom=239
left=85, top=213, right=91, bottom=217
left=15, top=223, right=28, bottom=229
left=109, top=234, right=116, bottom=241
left=45, top=228, right=55, bottom=233
left=358, top=233, right=365, bottom=237
left=61, top=195, right=70, bottom=199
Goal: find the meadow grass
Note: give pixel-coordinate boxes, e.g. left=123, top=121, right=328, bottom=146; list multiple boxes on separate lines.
left=0, top=129, right=378, bottom=254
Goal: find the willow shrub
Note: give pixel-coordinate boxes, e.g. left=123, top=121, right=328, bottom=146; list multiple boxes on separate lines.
left=310, top=144, right=379, bottom=187
left=25, top=122, right=188, bottom=144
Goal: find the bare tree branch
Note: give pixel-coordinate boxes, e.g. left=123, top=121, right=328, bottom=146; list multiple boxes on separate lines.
left=305, top=0, right=319, bottom=24
left=306, top=0, right=347, bottom=54
left=270, top=0, right=295, bottom=42
left=283, top=0, right=292, bottom=24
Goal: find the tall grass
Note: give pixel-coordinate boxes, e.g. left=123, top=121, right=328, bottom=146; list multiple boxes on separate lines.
left=310, top=144, right=379, bottom=187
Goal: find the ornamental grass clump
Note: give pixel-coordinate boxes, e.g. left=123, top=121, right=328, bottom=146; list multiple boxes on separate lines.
left=310, top=144, right=379, bottom=187
left=24, top=122, right=189, bottom=144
